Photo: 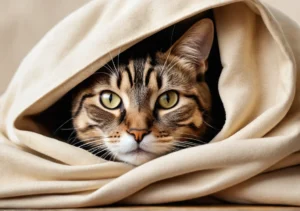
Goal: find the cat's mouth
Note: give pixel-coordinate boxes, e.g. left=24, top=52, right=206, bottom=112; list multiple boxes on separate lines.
left=128, top=147, right=153, bottom=155
left=116, top=146, right=158, bottom=165
left=131, top=148, right=143, bottom=153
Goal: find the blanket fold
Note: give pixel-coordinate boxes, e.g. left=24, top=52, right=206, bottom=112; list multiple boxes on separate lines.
left=1, top=0, right=300, bottom=208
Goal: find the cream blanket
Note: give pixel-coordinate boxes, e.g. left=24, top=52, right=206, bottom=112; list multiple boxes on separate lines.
left=1, top=0, right=300, bottom=208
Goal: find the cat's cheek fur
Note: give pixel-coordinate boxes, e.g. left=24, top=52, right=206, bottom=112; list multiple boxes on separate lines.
left=117, top=133, right=138, bottom=153
left=139, top=133, right=157, bottom=153
left=139, top=134, right=170, bottom=154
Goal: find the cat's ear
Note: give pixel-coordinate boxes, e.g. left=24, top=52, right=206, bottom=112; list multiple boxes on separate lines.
left=167, top=19, right=214, bottom=73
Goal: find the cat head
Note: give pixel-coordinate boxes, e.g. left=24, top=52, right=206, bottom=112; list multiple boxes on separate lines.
left=72, top=19, right=214, bottom=165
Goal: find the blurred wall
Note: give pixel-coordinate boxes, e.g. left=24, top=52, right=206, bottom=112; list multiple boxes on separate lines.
left=0, top=0, right=299, bottom=94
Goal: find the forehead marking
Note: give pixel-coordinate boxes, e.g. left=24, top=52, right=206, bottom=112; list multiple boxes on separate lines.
left=143, top=56, right=152, bottom=86
left=128, top=60, right=135, bottom=84
left=124, top=66, right=133, bottom=87
left=133, top=58, right=145, bottom=84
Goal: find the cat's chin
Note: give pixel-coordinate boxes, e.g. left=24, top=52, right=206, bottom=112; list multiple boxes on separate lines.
left=116, top=150, right=158, bottom=166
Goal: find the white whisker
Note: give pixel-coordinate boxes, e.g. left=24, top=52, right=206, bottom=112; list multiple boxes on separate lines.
left=54, top=117, right=74, bottom=134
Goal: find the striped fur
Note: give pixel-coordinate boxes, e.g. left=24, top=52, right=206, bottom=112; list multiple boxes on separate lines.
left=71, top=19, right=214, bottom=165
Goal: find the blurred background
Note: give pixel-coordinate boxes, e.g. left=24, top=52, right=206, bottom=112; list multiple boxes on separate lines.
left=0, top=0, right=299, bottom=94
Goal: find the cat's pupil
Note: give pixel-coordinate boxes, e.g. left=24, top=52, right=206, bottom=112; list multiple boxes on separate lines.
left=109, top=94, right=113, bottom=103
left=166, top=94, right=170, bottom=103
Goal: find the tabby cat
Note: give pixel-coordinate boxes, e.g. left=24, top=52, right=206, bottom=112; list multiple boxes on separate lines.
left=71, top=19, right=214, bottom=165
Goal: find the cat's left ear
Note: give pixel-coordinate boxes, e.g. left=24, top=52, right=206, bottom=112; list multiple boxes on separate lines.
left=167, top=18, right=214, bottom=73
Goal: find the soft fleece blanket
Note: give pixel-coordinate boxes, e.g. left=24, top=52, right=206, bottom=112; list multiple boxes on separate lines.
left=1, top=0, right=300, bottom=208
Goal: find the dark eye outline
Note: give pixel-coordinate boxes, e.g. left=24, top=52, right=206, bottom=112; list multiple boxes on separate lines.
left=156, top=90, right=179, bottom=110
left=99, top=90, right=122, bottom=110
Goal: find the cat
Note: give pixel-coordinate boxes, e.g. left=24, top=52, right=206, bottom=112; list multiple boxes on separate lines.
left=71, top=19, right=215, bottom=165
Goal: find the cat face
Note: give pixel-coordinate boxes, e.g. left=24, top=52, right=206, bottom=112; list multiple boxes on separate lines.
left=72, top=19, right=214, bottom=165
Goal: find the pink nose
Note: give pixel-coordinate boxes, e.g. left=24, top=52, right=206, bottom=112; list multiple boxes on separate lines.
left=127, top=129, right=150, bottom=142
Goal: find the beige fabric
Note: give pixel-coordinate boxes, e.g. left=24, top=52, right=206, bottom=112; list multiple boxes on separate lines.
left=1, top=0, right=299, bottom=95
left=0, top=0, right=299, bottom=95
left=0, top=0, right=91, bottom=94
left=0, top=0, right=300, bottom=208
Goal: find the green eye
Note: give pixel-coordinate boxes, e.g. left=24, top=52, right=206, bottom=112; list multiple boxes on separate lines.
left=100, top=91, right=121, bottom=109
left=158, top=91, right=179, bottom=109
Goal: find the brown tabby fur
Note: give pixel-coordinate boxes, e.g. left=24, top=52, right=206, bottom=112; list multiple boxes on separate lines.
left=71, top=19, right=214, bottom=165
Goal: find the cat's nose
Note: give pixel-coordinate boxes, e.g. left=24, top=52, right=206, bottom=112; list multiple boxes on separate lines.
left=127, top=129, right=150, bottom=143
